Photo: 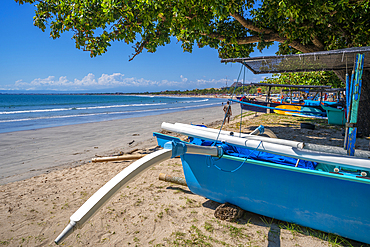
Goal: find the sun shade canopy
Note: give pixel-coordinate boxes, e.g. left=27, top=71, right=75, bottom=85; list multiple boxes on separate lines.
left=221, top=46, right=370, bottom=74
left=248, top=82, right=331, bottom=89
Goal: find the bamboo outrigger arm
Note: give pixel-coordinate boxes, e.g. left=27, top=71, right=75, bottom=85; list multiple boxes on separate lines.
left=54, top=142, right=222, bottom=245
left=54, top=149, right=172, bottom=244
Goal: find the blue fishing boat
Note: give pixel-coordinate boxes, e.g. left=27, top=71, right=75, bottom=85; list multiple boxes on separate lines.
left=154, top=122, right=370, bottom=245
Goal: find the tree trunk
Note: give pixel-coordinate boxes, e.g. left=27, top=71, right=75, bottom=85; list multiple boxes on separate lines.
left=335, top=69, right=370, bottom=137
left=358, top=70, right=370, bottom=137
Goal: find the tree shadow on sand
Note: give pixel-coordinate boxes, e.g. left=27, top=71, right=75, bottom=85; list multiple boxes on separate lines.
left=202, top=199, right=368, bottom=247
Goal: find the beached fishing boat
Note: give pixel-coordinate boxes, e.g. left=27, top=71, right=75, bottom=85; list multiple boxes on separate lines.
left=54, top=47, right=370, bottom=245
left=156, top=123, right=370, bottom=245
left=236, top=98, right=329, bottom=119
left=236, top=83, right=331, bottom=118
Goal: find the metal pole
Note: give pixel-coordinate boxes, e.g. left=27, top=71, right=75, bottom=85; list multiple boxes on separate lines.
left=344, top=70, right=352, bottom=149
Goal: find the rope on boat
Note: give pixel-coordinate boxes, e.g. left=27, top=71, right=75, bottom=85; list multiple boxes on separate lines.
left=239, top=66, right=246, bottom=137
left=215, top=64, right=244, bottom=144
left=211, top=141, right=263, bottom=173
left=215, top=65, right=277, bottom=147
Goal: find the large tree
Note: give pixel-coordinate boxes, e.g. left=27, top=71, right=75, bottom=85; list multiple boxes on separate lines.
left=16, top=0, right=370, bottom=135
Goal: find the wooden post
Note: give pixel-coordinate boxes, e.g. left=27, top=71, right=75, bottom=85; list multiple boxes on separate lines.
left=346, top=54, right=365, bottom=156
left=266, top=86, right=271, bottom=102
left=280, top=88, right=283, bottom=103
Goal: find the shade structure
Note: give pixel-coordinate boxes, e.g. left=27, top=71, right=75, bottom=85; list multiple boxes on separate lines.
left=221, top=46, right=370, bottom=74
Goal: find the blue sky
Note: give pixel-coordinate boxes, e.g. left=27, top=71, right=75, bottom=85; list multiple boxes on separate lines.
left=1, top=1, right=278, bottom=93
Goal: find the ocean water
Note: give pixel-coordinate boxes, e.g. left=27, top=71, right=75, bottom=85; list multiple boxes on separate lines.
left=0, top=94, right=225, bottom=133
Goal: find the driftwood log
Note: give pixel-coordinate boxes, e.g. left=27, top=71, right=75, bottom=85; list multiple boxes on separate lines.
left=91, top=154, right=145, bottom=163
left=158, top=173, right=187, bottom=186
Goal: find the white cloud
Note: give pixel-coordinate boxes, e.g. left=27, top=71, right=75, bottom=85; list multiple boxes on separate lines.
left=180, top=75, right=188, bottom=82
left=73, top=73, right=97, bottom=86
left=5, top=73, right=232, bottom=91
left=14, top=76, right=69, bottom=89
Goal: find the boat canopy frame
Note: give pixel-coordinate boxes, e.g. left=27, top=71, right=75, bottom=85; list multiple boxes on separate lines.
left=221, top=46, right=367, bottom=156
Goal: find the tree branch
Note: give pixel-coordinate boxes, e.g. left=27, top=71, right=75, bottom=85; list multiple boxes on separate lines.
left=205, top=32, right=321, bottom=53
left=129, top=39, right=149, bottom=61
left=311, top=35, right=325, bottom=50
left=228, top=12, right=323, bottom=53
left=230, top=12, right=273, bottom=34
left=206, top=32, right=261, bottom=43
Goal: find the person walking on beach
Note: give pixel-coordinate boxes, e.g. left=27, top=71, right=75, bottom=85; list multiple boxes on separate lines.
left=223, top=101, right=232, bottom=123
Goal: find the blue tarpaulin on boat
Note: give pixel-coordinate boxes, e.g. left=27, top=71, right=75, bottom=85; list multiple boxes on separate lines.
left=304, top=100, right=321, bottom=106
left=190, top=137, right=317, bottom=170
left=304, top=100, right=339, bottom=107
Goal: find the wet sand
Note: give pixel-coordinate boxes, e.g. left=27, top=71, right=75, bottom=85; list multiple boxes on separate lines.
left=0, top=106, right=224, bottom=185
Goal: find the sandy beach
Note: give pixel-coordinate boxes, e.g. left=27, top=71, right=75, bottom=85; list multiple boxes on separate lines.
left=0, top=106, right=225, bottom=185
left=1, top=105, right=369, bottom=246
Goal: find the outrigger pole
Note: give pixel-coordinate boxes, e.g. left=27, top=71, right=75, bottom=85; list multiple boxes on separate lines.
left=54, top=149, right=173, bottom=244
left=171, top=122, right=370, bottom=159
left=55, top=143, right=222, bottom=244
left=161, top=122, right=370, bottom=170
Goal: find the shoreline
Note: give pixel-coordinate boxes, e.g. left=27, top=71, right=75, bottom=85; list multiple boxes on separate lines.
left=0, top=95, right=226, bottom=135
left=0, top=105, right=225, bottom=185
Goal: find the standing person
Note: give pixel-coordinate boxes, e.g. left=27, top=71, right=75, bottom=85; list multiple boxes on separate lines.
left=223, top=101, right=232, bottom=123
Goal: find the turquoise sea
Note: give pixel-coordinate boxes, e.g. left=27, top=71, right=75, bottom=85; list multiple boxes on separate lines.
left=0, top=94, right=225, bottom=133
